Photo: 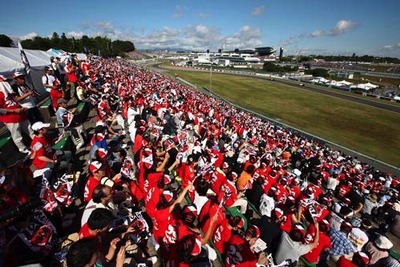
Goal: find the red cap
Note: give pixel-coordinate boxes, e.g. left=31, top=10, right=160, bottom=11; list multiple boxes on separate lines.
left=97, top=148, right=108, bottom=158
left=246, top=225, right=260, bottom=238
left=89, top=161, right=104, bottom=174
left=162, top=190, right=174, bottom=203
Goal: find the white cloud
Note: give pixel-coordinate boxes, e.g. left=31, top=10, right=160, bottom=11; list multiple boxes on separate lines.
left=310, top=30, right=325, bottom=37
left=383, top=42, right=400, bottom=51
left=303, top=19, right=358, bottom=39
left=282, top=19, right=358, bottom=50
left=173, top=4, right=184, bottom=18
left=330, top=20, right=357, bottom=36
left=251, top=6, right=264, bottom=16
left=19, top=32, right=38, bottom=40
left=224, top=26, right=263, bottom=50
left=66, top=31, right=85, bottom=39
left=69, top=20, right=263, bottom=50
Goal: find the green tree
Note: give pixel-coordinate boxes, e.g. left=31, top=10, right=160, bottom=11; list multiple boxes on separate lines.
left=50, top=32, right=60, bottom=48
left=112, top=40, right=135, bottom=53
left=59, top=33, right=72, bottom=51
left=305, top=68, right=330, bottom=78
left=0, top=34, right=14, bottom=47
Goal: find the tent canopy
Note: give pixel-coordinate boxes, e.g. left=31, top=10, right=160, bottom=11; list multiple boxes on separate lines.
left=0, top=47, right=53, bottom=74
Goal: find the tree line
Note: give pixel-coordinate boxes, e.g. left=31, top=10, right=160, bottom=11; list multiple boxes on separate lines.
left=0, top=33, right=135, bottom=57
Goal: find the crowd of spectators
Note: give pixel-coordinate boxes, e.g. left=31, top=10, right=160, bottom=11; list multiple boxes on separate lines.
left=0, top=54, right=399, bottom=267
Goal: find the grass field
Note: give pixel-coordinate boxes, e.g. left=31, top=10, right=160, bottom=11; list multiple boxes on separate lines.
left=164, top=69, right=400, bottom=167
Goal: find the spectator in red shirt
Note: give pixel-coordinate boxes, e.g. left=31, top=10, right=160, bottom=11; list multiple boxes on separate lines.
left=0, top=87, right=32, bottom=154
left=213, top=215, right=245, bottom=256
left=64, top=60, right=78, bottom=99
left=302, top=219, right=332, bottom=265
left=30, top=121, right=72, bottom=171
left=79, top=208, right=114, bottom=239
left=153, top=183, right=193, bottom=266
left=225, top=225, right=263, bottom=267
left=78, top=209, right=126, bottom=265
left=84, top=161, right=121, bottom=203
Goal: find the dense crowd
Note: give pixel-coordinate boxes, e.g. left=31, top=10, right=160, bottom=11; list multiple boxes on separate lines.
left=0, top=55, right=399, bottom=267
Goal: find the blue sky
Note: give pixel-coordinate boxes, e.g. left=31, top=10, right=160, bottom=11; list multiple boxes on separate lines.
left=1, top=0, right=400, bottom=58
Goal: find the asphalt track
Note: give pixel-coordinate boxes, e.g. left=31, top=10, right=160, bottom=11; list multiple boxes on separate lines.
left=156, top=64, right=400, bottom=114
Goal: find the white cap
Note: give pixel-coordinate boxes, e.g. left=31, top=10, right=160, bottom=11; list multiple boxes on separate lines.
left=31, top=121, right=50, bottom=131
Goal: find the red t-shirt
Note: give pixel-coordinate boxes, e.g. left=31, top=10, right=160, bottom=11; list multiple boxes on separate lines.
left=303, top=232, right=331, bottom=263
left=210, top=171, right=227, bottom=195
left=79, top=223, right=96, bottom=239
left=84, top=176, right=100, bottom=203
left=31, top=135, right=54, bottom=169
left=0, top=91, right=27, bottom=123
left=153, top=207, right=177, bottom=245
left=145, top=186, right=162, bottom=218
left=213, top=218, right=233, bottom=256
left=65, top=65, right=78, bottom=83
left=144, top=172, right=162, bottom=196
left=225, top=233, right=257, bottom=267
left=50, top=89, right=63, bottom=111
left=218, top=180, right=238, bottom=207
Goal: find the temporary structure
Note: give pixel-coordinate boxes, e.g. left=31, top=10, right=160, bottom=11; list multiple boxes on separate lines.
left=350, top=82, right=379, bottom=91
left=0, top=46, right=87, bottom=98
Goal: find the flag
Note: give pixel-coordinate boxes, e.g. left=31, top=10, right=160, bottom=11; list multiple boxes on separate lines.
left=17, top=41, right=33, bottom=85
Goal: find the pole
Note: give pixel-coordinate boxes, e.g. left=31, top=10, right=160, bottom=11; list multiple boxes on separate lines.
left=209, top=64, right=212, bottom=95
left=17, top=41, right=33, bottom=86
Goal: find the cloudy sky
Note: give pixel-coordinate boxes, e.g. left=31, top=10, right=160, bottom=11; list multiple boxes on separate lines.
left=1, top=0, right=400, bottom=57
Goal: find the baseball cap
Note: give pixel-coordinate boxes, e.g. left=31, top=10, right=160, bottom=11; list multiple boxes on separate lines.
left=31, top=121, right=50, bottom=131
left=231, top=216, right=246, bottom=228
left=89, top=161, right=104, bottom=174
left=13, top=72, right=25, bottom=79
left=162, top=190, right=174, bottom=203
left=246, top=225, right=260, bottom=238
left=101, top=177, right=114, bottom=188
left=163, top=174, right=172, bottom=185
left=96, top=148, right=108, bottom=159
left=183, top=205, right=198, bottom=216
left=290, top=223, right=306, bottom=241
left=374, top=235, right=393, bottom=250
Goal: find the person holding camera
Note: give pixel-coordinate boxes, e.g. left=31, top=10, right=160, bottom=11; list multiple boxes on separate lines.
left=11, top=72, right=43, bottom=124
left=0, top=77, right=33, bottom=154
left=29, top=121, right=72, bottom=171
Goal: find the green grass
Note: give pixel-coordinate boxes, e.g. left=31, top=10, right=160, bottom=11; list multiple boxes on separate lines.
left=165, top=69, right=400, bottom=166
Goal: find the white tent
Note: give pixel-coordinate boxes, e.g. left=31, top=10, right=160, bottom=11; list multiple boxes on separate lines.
left=46, top=48, right=87, bottom=62
left=350, top=82, right=379, bottom=91
left=338, top=80, right=353, bottom=86
left=329, top=80, right=353, bottom=87
left=0, top=46, right=54, bottom=99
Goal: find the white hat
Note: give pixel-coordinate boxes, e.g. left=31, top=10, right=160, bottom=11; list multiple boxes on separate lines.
left=12, top=72, right=25, bottom=79
left=374, top=235, right=393, bottom=250
left=101, top=177, right=114, bottom=188
left=31, top=121, right=50, bottom=131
